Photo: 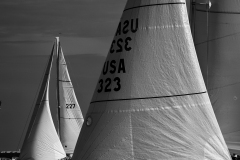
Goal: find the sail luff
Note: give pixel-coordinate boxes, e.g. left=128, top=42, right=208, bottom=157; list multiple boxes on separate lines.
left=21, top=42, right=55, bottom=148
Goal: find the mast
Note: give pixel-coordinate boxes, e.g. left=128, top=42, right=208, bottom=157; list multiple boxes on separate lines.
left=56, top=37, right=61, bottom=137
left=19, top=40, right=66, bottom=160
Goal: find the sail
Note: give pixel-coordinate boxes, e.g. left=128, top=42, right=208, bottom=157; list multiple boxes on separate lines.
left=57, top=42, right=84, bottom=154
left=19, top=43, right=66, bottom=160
left=72, top=0, right=231, bottom=159
left=193, top=0, right=240, bottom=154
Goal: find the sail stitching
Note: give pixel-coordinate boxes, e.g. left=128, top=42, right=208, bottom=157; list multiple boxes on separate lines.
left=59, top=80, right=71, bottom=82
left=142, top=24, right=189, bottom=30
left=129, top=112, right=134, bottom=160
left=91, top=91, right=207, bottom=104
left=60, top=117, right=83, bottom=119
left=124, top=2, right=185, bottom=12
left=105, top=102, right=211, bottom=113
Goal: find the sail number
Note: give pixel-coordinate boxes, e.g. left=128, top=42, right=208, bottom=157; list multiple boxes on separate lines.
left=97, top=77, right=121, bottom=93
left=110, top=37, right=132, bottom=54
left=66, top=104, right=75, bottom=109
left=110, top=18, right=138, bottom=54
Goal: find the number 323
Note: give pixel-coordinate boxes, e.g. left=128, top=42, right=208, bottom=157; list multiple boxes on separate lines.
left=97, top=77, right=121, bottom=93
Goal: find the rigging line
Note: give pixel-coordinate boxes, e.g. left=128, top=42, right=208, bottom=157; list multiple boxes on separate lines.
left=208, top=81, right=240, bottom=91
left=16, top=42, right=55, bottom=150
left=222, top=129, right=240, bottom=135
left=206, top=1, right=210, bottom=89
left=91, top=91, right=206, bottom=104
left=195, top=31, right=240, bottom=46
left=191, top=0, right=196, bottom=40
left=196, top=9, right=240, bottom=15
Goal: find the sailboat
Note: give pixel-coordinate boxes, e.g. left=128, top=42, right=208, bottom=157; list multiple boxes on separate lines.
left=19, top=42, right=66, bottom=160
left=192, top=0, right=240, bottom=155
left=72, top=0, right=231, bottom=159
left=19, top=37, right=84, bottom=159
left=55, top=38, right=84, bottom=156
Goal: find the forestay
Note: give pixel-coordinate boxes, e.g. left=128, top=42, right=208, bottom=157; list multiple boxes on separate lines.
left=72, top=0, right=231, bottom=159
left=193, top=0, right=240, bottom=155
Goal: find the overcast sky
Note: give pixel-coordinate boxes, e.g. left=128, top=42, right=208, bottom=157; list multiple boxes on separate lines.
left=0, top=0, right=191, bottom=151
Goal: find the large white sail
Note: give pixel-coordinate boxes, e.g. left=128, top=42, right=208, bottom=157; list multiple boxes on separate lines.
left=19, top=44, right=66, bottom=160
left=57, top=41, right=84, bottom=154
left=193, top=0, right=240, bottom=154
left=72, top=0, right=231, bottom=159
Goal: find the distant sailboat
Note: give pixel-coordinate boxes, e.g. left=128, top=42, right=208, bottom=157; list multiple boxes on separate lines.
left=72, top=0, right=231, bottom=159
left=192, top=0, right=240, bottom=155
left=55, top=38, right=84, bottom=155
left=19, top=43, right=66, bottom=160
left=19, top=37, right=84, bottom=159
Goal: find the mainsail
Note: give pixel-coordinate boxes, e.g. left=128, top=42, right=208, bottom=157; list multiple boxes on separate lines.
left=72, top=0, right=231, bottom=159
left=193, top=0, right=240, bottom=155
left=19, top=43, right=66, bottom=160
left=56, top=38, right=84, bottom=154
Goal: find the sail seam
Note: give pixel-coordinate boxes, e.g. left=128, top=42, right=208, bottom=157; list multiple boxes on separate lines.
left=59, top=80, right=71, bottom=82
left=60, top=117, right=84, bottom=119
left=90, top=91, right=207, bottom=104
left=196, top=9, right=240, bottom=15
left=124, top=2, right=185, bottom=12
left=129, top=111, right=134, bottom=159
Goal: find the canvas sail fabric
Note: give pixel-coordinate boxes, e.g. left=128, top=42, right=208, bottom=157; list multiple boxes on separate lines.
left=193, top=0, right=240, bottom=155
left=72, top=0, right=231, bottom=159
left=19, top=48, right=66, bottom=160
left=58, top=47, right=84, bottom=153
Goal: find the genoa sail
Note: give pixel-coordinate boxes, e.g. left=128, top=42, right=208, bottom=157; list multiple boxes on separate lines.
left=72, top=0, right=231, bottom=159
left=193, top=0, right=240, bottom=155
left=19, top=43, right=66, bottom=160
left=56, top=38, right=84, bottom=154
